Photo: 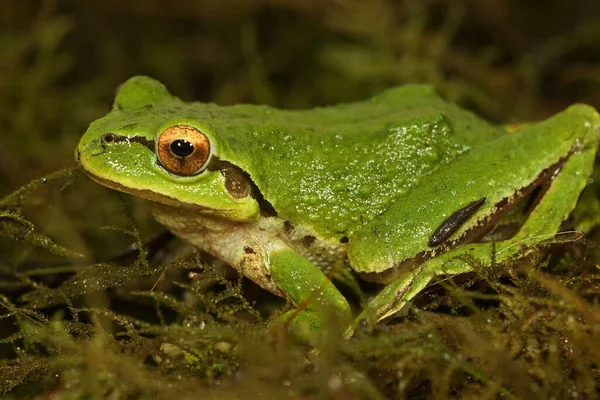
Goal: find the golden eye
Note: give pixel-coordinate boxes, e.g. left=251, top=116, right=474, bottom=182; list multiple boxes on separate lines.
left=157, top=125, right=211, bottom=176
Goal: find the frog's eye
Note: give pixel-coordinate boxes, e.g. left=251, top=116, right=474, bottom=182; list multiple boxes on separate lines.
left=157, top=125, right=211, bottom=176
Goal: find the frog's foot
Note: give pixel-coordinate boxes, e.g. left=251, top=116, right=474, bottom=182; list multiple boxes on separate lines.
left=356, top=118, right=598, bottom=330
left=268, top=248, right=352, bottom=339
left=355, top=244, right=490, bottom=327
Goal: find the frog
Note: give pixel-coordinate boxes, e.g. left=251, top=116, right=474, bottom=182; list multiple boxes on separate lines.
left=76, top=76, right=600, bottom=336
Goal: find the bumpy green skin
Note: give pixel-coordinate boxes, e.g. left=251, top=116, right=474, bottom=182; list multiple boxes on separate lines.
left=77, top=76, right=600, bottom=336
left=359, top=120, right=599, bottom=324
left=349, top=104, right=600, bottom=278
left=78, top=77, right=503, bottom=232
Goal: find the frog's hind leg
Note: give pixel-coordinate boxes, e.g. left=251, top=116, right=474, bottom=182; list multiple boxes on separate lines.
left=357, top=114, right=599, bottom=328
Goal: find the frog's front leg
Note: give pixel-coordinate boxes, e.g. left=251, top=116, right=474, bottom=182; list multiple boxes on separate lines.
left=152, top=209, right=352, bottom=336
left=267, top=245, right=352, bottom=335
left=356, top=104, right=600, bottom=327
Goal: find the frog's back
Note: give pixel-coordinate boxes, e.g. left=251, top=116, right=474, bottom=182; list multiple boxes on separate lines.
left=285, top=85, right=494, bottom=138
left=202, top=85, right=504, bottom=240
left=107, top=81, right=503, bottom=241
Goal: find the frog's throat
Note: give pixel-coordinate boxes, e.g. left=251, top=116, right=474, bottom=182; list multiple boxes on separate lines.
left=82, top=171, right=213, bottom=211
left=356, top=148, right=574, bottom=285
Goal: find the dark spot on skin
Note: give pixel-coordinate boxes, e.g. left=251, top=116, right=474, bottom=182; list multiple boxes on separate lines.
left=243, top=246, right=255, bottom=254
left=339, top=236, right=349, bottom=244
left=428, top=197, right=486, bottom=247
left=100, top=133, right=155, bottom=153
left=283, top=221, right=294, bottom=233
left=120, top=122, right=138, bottom=130
left=114, top=103, right=123, bottom=110
left=144, top=104, right=153, bottom=109
left=302, top=235, right=316, bottom=247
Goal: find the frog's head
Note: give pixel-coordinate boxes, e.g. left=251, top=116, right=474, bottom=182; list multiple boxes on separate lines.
left=75, top=76, right=262, bottom=221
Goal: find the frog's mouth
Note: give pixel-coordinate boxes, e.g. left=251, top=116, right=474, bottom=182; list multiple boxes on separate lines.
left=81, top=170, right=215, bottom=211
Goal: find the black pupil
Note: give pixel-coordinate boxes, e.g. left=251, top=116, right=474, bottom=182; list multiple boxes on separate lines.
left=170, top=139, right=194, bottom=158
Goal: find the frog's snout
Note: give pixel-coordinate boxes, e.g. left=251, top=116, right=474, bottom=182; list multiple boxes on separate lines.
left=74, top=140, right=90, bottom=165
left=75, top=137, right=98, bottom=167
left=75, top=140, right=94, bottom=165
left=76, top=135, right=109, bottom=161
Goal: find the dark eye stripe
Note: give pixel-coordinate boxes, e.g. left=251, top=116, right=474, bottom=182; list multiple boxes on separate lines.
left=100, top=133, right=155, bottom=153
left=428, top=197, right=486, bottom=247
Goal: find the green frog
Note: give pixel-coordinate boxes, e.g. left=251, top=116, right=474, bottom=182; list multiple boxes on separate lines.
left=76, top=76, right=600, bottom=336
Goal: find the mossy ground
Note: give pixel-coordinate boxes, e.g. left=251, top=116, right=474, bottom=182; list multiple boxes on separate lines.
left=1, top=1, right=600, bottom=398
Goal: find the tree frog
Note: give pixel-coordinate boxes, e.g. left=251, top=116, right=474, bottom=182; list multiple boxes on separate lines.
left=76, top=76, right=600, bottom=335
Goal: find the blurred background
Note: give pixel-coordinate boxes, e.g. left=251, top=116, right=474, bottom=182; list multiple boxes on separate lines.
left=2, top=1, right=600, bottom=397
left=2, top=0, right=600, bottom=193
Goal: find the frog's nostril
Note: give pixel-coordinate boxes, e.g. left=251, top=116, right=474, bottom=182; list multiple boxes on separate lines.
left=103, top=133, right=118, bottom=143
